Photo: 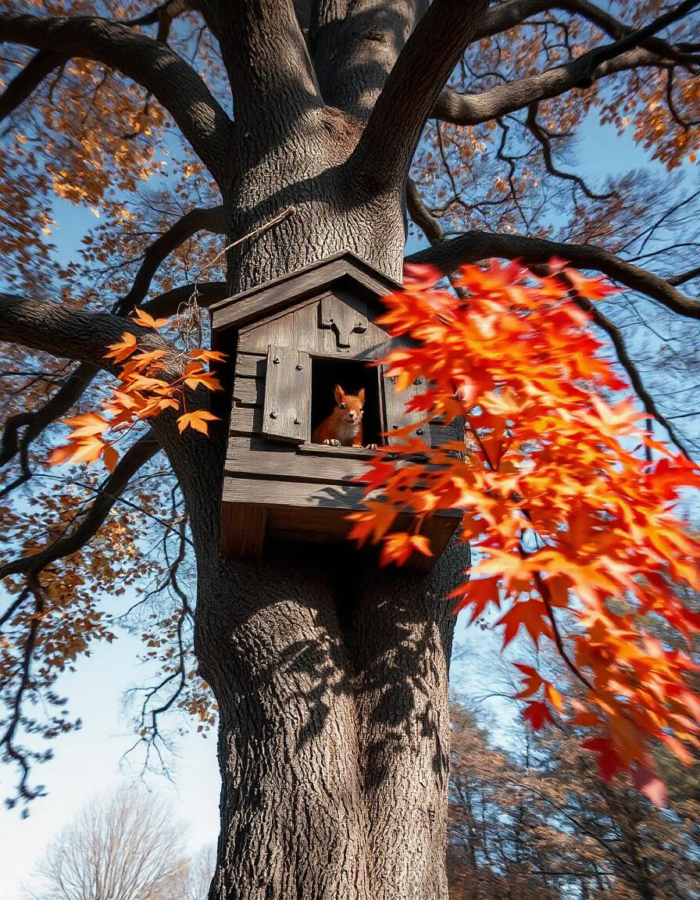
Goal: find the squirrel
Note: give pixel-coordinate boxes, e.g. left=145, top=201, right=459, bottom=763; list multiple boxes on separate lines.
left=312, top=384, right=376, bottom=449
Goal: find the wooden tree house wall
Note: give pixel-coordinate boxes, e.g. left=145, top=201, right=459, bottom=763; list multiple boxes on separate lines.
left=210, top=252, right=460, bottom=572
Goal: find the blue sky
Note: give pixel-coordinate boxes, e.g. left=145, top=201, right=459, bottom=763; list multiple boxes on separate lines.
left=0, top=105, right=695, bottom=898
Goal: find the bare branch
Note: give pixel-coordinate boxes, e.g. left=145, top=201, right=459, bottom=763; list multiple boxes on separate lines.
left=0, top=49, right=67, bottom=122
left=477, top=0, right=698, bottom=68
left=572, top=294, right=692, bottom=457
left=0, top=362, right=97, bottom=494
left=406, top=178, right=444, bottom=245
left=524, top=103, right=614, bottom=201
left=406, top=231, right=700, bottom=320
left=0, top=12, right=234, bottom=185
left=116, top=205, right=225, bottom=315
left=353, top=0, right=489, bottom=188
left=669, top=265, right=700, bottom=286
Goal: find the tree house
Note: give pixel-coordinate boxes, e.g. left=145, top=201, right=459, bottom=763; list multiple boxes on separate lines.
left=210, top=252, right=461, bottom=571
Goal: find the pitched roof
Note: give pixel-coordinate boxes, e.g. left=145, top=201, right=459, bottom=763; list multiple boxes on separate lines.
left=209, top=250, right=401, bottom=334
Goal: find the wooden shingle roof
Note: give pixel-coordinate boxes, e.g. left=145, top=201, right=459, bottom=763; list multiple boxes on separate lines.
left=209, top=251, right=401, bottom=335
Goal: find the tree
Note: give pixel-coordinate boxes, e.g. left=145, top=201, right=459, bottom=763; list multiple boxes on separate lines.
left=186, top=845, right=217, bottom=900
left=24, top=787, right=191, bottom=900
left=448, top=699, right=700, bottom=900
left=0, top=2, right=699, bottom=898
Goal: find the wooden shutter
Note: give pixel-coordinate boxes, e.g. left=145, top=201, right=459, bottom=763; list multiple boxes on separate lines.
left=381, top=367, right=430, bottom=447
left=262, top=345, right=311, bottom=444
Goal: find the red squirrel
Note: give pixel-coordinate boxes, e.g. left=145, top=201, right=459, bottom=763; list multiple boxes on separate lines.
left=312, top=384, right=376, bottom=449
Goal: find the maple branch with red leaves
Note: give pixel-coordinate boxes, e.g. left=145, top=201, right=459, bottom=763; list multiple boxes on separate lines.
left=354, top=261, right=700, bottom=803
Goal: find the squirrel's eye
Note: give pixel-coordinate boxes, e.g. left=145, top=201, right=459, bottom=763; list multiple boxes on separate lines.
left=339, top=403, right=347, bottom=409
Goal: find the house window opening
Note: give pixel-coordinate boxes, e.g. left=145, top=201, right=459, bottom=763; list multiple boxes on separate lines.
left=310, top=357, right=382, bottom=447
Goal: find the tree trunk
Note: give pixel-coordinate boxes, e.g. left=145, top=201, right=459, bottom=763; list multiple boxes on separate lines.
left=183, top=128, right=467, bottom=898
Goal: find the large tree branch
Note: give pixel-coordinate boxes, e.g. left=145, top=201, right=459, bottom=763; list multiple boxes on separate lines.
left=116, top=205, right=225, bottom=315
left=435, top=48, right=666, bottom=126
left=203, top=0, right=320, bottom=129
left=353, top=0, right=490, bottom=188
left=310, top=0, right=428, bottom=118
left=0, top=12, right=234, bottom=186
left=0, top=293, right=153, bottom=365
left=435, top=1, right=700, bottom=126
left=407, top=231, right=700, bottom=320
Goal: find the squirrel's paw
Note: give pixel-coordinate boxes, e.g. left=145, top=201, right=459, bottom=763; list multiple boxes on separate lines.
left=364, top=443, right=378, bottom=451
left=323, top=439, right=342, bottom=447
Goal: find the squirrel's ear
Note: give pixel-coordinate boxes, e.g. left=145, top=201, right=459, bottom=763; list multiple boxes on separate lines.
left=358, top=388, right=366, bottom=405
left=334, top=384, right=345, bottom=404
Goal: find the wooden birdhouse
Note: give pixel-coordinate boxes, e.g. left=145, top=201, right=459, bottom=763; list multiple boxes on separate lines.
left=210, top=251, right=460, bottom=571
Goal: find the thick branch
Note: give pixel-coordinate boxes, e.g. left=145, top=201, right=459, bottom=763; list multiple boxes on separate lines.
left=0, top=433, right=159, bottom=581
left=0, top=49, right=67, bottom=122
left=434, top=0, right=700, bottom=128
left=435, top=47, right=669, bottom=126
left=406, top=231, right=700, bottom=320
left=476, top=0, right=698, bottom=68
left=205, top=0, right=320, bottom=128
left=353, top=0, right=489, bottom=188
left=0, top=12, right=234, bottom=185
left=116, top=205, right=225, bottom=315
left=0, top=293, right=153, bottom=364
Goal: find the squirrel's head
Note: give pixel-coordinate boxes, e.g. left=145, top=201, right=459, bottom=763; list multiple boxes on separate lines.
left=334, top=384, right=365, bottom=427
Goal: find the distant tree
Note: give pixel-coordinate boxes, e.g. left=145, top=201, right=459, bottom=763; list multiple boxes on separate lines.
left=186, top=844, right=217, bottom=900
left=24, top=788, right=191, bottom=900
left=447, top=699, right=700, bottom=900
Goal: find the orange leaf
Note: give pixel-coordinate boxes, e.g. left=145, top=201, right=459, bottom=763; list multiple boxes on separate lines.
left=104, top=332, right=137, bottom=362
left=103, top=444, right=119, bottom=472
left=48, top=444, right=74, bottom=466
left=131, top=308, right=170, bottom=329
left=177, top=410, right=219, bottom=435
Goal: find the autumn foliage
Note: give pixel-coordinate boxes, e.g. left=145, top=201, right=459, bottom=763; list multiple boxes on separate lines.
left=350, top=261, right=700, bottom=803
left=48, top=308, right=224, bottom=471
